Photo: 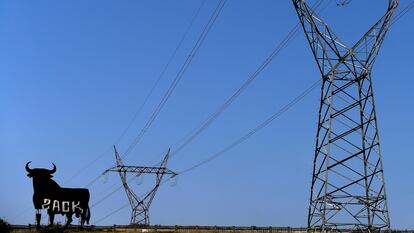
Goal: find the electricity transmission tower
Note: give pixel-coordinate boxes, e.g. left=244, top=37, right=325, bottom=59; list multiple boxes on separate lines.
left=292, top=0, right=398, bottom=232
left=103, top=146, right=177, bottom=225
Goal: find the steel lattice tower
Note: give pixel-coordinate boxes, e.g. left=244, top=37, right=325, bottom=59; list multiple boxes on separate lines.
left=292, top=0, right=398, bottom=232
left=103, top=146, right=177, bottom=225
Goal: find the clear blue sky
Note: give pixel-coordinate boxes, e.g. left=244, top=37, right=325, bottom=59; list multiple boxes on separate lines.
left=1, top=0, right=413, bottom=229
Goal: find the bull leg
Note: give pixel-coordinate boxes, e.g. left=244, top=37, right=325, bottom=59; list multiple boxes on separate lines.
left=35, top=209, right=41, bottom=229
left=64, top=213, right=72, bottom=229
left=48, top=211, right=54, bottom=225
left=80, top=209, right=87, bottom=228
left=80, top=216, right=85, bottom=229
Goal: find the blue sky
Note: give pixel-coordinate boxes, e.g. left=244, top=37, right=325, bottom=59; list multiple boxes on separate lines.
left=1, top=0, right=414, bottom=229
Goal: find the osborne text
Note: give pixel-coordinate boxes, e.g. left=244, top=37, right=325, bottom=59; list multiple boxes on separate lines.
left=42, top=198, right=84, bottom=213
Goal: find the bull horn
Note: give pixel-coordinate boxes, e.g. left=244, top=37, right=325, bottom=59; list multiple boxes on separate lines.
left=48, top=163, right=57, bottom=174
left=25, top=161, right=33, bottom=173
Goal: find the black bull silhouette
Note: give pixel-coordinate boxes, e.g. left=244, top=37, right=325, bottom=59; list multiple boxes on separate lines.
left=25, top=162, right=91, bottom=228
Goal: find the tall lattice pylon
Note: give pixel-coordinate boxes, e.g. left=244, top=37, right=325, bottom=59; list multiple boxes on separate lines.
left=103, top=146, right=177, bottom=225
left=292, top=0, right=398, bottom=232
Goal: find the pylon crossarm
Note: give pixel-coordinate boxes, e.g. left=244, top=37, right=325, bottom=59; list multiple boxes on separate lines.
left=104, top=166, right=176, bottom=175
left=292, top=0, right=348, bottom=75
left=293, top=0, right=398, bottom=79
left=352, top=2, right=398, bottom=69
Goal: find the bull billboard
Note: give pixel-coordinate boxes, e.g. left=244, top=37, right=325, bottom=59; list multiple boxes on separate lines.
left=25, top=162, right=91, bottom=228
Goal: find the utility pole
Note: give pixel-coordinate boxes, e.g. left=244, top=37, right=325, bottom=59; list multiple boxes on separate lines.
left=103, top=146, right=177, bottom=225
left=292, top=0, right=398, bottom=232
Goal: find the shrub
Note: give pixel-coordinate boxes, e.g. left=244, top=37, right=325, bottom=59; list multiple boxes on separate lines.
left=0, top=217, right=11, bottom=233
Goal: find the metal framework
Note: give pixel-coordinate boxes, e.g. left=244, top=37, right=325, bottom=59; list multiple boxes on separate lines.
left=104, top=146, right=177, bottom=225
left=292, top=1, right=398, bottom=232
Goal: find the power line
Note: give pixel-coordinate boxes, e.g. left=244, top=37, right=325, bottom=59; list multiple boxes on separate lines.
left=114, top=0, right=208, bottom=148
left=171, top=23, right=301, bottom=157
left=178, top=80, right=321, bottom=175
left=122, top=0, right=228, bottom=158
left=90, top=170, right=144, bottom=209
left=65, top=0, right=208, bottom=186
left=93, top=202, right=130, bottom=225
left=392, top=0, right=414, bottom=24
left=66, top=147, right=113, bottom=187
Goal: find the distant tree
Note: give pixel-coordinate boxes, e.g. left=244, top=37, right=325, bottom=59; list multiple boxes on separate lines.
left=0, top=217, right=11, bottom=233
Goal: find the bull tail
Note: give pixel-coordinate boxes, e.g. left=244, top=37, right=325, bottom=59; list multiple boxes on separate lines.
left=86, top=206, right=91, bottom=224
